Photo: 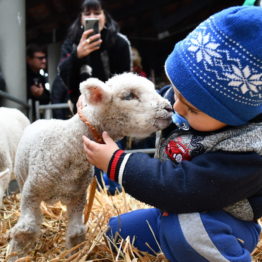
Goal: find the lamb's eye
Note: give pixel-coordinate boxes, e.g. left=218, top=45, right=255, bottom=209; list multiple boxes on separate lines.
left=123, top=92, right=139, bottom=101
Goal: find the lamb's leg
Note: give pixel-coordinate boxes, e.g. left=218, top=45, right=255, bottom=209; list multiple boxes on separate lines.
left=7, top=183, right=42, bottom=261
left=0, top=168, right=10, bottom=207
left=66, top=194, right=86, bottom=249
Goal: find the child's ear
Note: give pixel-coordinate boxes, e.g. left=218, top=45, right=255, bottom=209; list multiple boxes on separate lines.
left=79, top=78, right=111, bottom=106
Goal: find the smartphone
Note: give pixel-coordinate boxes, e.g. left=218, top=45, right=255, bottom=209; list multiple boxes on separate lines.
left=84, top=18, right=99, bottom=36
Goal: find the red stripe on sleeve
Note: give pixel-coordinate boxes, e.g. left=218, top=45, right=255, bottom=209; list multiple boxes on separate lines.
left=109, top=150, right=124, bottom=181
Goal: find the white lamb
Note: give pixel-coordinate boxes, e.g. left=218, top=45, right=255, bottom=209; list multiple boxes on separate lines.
left=7, top=73, right=172, bottom=259
left=0, top=107, right=30, bottom=207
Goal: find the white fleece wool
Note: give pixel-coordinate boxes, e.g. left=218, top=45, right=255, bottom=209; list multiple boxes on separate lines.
left=0, top=107, right=30, bottom=207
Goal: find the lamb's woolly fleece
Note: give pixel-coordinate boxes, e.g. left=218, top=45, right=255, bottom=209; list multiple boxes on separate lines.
left=7, top=72, right=172, bottom=260
left=0, top=107, right=30, bottom=207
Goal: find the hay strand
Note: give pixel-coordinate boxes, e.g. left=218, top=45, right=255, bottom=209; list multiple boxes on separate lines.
left=0, top=186, right=261, bottom=261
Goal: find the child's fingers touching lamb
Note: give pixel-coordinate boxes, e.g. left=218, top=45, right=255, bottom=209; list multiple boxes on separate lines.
left=101, top=131, right=118, bottom=147
left=82, top=132, right=119, bottom=171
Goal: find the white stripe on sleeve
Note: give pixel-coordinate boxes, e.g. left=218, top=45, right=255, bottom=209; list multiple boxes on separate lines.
left=118, top=153, right=131, bottom=185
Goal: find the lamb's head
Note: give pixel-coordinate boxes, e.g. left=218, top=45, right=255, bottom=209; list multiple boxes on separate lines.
left=79, top=72, right=172, bottom=140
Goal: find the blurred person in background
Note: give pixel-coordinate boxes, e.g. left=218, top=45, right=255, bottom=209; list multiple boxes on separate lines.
left=131, top=47, right=147, bottom=78
left=51, top=75, right=72, bottom=120
left=26, top=43, right=50, bottom=120
left=57, top=0, right=131, bottom=112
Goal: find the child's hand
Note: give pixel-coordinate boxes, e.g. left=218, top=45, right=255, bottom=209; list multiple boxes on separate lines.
left=82, top=131, right=119, bottom=172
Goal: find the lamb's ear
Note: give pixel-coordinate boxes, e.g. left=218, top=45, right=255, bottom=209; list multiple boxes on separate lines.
left=79, top=78, right=111, bottom=105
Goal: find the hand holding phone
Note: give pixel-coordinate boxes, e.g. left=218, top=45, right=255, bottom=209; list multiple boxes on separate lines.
left=84, top=18, right=99, bottom=36
left=77, top=18, right=101, bottom=58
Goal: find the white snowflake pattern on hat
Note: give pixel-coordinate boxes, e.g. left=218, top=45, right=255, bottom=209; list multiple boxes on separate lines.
left=187, top=29, right=262, bottom=100
left=188, top=32, right=221, bottom=65
left=224, top=65, right=262, bottom=96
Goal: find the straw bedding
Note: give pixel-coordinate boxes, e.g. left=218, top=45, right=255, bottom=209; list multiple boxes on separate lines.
left=0, top=185, right=261, bottom=262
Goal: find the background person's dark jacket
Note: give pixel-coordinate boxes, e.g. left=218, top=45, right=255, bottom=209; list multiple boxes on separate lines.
left=27, top=66, right=50, bottom=104
left=27, top=66, right=50, bottom=120
left=51, top=75, right=72, bottom=120
left=58, top=29, right=131, bottom=110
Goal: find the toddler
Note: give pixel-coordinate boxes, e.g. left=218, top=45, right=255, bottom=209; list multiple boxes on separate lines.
left=82, top=6, right=262, bottom=262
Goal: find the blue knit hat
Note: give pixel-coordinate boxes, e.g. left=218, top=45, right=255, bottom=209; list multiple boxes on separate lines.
left=165, top=6, right=262, bottom=126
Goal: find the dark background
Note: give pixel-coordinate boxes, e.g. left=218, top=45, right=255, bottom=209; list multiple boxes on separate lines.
left=26, top=0, right=243, bottom=82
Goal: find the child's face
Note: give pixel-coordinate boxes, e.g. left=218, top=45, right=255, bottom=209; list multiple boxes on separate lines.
left=173, top=87, right=227, bottom=132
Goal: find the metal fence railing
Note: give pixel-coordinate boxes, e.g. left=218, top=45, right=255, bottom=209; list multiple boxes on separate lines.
left=0, top=90, right=71, bottom=122
left=0, top=90, right=30, bottom=109
left=0, top=90, right=33, bottom=120
left=34, top=101, right=71, bottom=120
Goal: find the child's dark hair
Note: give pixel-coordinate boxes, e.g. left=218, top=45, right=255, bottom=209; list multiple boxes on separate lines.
left=67, top=0, right=119, bottom=46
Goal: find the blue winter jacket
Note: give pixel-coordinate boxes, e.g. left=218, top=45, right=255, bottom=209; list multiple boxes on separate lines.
left=107, top=86, right=262, bottom=221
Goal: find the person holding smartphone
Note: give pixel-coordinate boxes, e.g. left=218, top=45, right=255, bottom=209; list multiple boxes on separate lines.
left=57, top=0, right=131, bottom=110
